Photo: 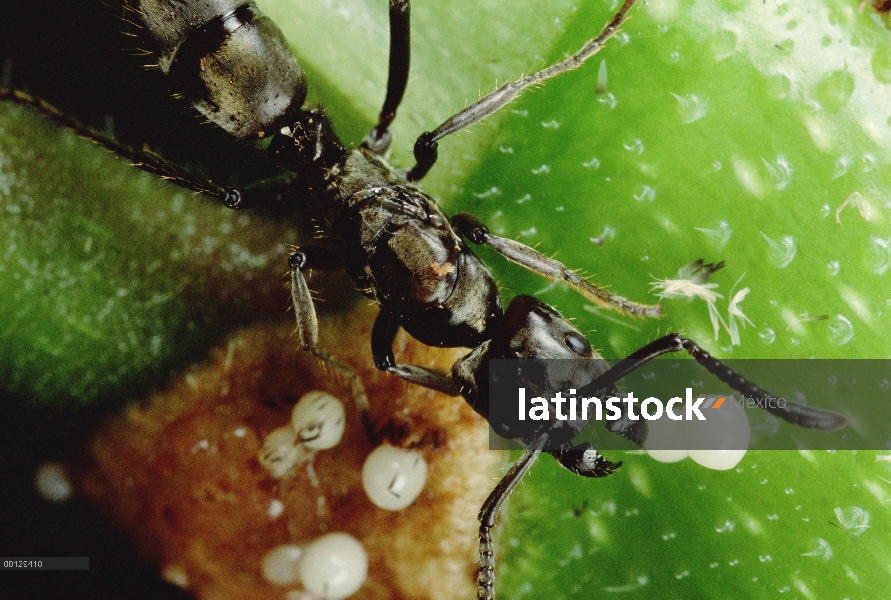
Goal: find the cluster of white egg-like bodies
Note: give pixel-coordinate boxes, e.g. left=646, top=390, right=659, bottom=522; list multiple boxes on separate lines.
left=259, top=391, right=348, bottom=478
left=645, top=395, right=750, bottom=470
left=261, top=533, right=368, bottom=600
left=258, top=391, right=430, bottom=598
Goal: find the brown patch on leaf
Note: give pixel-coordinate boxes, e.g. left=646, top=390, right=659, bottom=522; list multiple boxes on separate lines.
left=75, top=303, right=500, bottom=600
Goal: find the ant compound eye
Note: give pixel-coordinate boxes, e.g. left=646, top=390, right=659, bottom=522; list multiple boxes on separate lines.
left=563, top=331, right=591, bottom=356
left=362, top=444, right=428, bottom=511
left=261, top=544, right=304, bottom=586
left=291, top=391, right=346, bottom=451
left=298, top=533, right=368, bottom=600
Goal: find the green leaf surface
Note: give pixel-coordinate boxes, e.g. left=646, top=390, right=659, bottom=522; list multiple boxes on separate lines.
left=2, top=0, right=890, bottom=597
left=0, top=104, right=301, bottom=405
left=504, top=449, right=890, bottom=599
left=442, top=1, right=890, bottom=598
left=455, top=0, right=891, bottom=361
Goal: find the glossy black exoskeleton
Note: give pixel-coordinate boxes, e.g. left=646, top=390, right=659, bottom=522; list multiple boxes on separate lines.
left=0, top=1, right=848, bottom=598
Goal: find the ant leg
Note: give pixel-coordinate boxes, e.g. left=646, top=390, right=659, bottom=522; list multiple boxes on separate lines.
left=477, top=434, right=548, bottom=600
left=289, top=248, right=375, bottom=436
left=452, top=212, right=661, bottom=318
left=362, top=0, right=411, bottom=155
left=577, top=334, right=847, bottom=431
left=406, top=0, right=638, bottom=181
left=371, top=310, right=460, bottom=396
left=0, top=88, right=244, bottom=208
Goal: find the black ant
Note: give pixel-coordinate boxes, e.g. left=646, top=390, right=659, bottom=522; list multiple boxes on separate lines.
left=0, top=0, right=847, bottom=598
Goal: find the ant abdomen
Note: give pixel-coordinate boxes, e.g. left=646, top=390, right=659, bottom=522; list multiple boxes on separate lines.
left=131, top=0, right=307, bottom=139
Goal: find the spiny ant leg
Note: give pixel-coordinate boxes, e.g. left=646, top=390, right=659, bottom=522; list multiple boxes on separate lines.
left=371, top=310, right=460, bottom=396
left=0, top=88, right=243, bottom=207
left=676, top=337, right=847, bottom=431
left=452, top=212, right=661, bottom=318
left=289, top=248, right=375, bottom=437
left=406, top=0, right=638, bottom=181
left=478, top=435, right=548, bottom=600
left=362, top=0, right=411, bottom=155
left=576, top=334, right=847, bottom=431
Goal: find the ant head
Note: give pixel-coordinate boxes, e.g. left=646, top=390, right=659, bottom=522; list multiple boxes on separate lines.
left=493, top=295, right=595, bottom=361
left=452, top=295, right=608, bottom=436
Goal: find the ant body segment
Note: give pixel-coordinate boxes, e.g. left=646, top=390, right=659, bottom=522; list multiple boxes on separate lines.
left=1, top=0, right=848, bottom=598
